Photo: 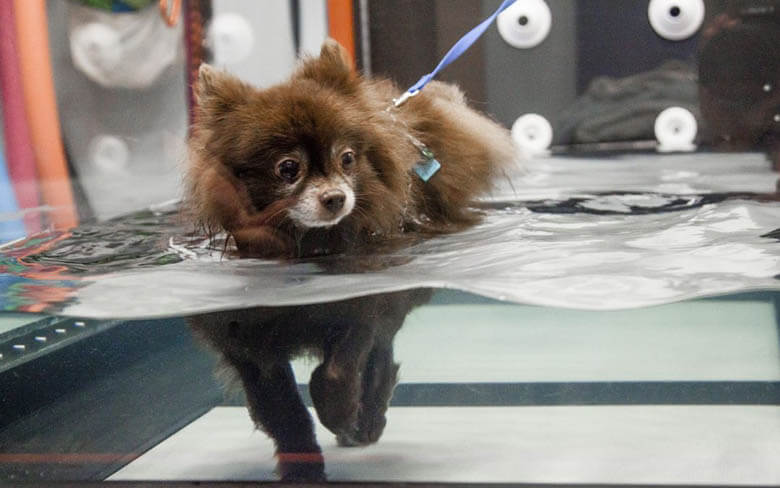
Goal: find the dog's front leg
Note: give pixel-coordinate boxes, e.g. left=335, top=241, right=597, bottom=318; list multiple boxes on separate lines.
left=226, top=356, right=325, bottom=482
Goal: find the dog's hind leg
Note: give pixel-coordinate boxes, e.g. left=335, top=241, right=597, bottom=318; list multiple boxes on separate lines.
left=308, top=319, right=378, bottom=442
left=336, top=341, right=399, bottom=446
left=319, top=290, right=431, bottom=446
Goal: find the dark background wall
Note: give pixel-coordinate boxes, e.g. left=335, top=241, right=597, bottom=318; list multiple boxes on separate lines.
left=574, top=0, right=728, bottom=92
left=367, top=0, right=486, bottom=101
left=367, top=0, right=730, bottom=128
left=482, top=0, right=578, bottom=127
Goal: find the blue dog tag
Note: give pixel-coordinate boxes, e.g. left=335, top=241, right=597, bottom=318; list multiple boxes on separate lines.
left=414, top=158, right=441, bottom=182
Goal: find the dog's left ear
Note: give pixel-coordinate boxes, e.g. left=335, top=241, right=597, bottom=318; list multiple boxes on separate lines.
left=295, top=38, right=357, bottom=93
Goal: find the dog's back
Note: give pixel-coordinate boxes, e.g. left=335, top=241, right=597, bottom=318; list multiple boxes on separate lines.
left=375, top=79, right=518, bottom=229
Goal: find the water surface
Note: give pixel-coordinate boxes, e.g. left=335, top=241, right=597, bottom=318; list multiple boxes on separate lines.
left=0, top=153, right=778, bottom=318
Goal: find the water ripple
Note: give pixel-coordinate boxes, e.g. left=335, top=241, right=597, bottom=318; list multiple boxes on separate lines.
left=0, top=190, right=777, bottom=318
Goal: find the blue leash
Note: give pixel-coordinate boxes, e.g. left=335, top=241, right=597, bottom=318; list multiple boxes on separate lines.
left=393, top=0, right=517, bottom=107
left=393, top=0, right=517, bottom=181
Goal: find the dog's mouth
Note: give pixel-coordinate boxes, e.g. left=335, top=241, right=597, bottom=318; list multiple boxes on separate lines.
left=293, top=212, right=350, bottom=228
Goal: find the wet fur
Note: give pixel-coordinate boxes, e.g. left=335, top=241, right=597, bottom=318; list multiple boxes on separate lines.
left=189, top=289, right=431, bottom=481
left=185, top=39, right=516, bottom=258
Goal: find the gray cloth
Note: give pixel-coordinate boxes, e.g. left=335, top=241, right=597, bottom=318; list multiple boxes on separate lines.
left=555, top=61, right=700, bottom=145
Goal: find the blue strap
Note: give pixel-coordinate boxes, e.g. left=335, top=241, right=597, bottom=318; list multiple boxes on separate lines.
left=404, top=0, right=517, bottom=97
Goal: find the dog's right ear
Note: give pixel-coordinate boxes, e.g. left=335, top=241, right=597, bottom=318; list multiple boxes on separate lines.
left=318, top=38, right=353, bottom=73
left=196, top=64, right=252, bottom=117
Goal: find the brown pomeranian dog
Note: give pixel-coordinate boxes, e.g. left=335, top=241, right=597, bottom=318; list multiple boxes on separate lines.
left=186, top=39, right=516, bottom=481
left=186, top=39, right=517, bottom=258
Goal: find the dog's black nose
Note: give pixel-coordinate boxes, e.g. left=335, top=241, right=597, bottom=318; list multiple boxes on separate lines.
left=320, top=190, right=346, bottom=213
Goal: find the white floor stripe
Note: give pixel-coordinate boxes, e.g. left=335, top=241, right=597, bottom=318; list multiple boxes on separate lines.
left=111, top=405, right=780, bottom=484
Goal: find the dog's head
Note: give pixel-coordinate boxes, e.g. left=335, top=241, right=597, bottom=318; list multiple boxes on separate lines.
left=192, top=40, right=409, bottom=235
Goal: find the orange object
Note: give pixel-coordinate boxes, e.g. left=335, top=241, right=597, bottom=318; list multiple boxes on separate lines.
left=0, top=453, right=134, bottom=464
left=159, top=0, right=182, bottom=27
left=13, top=0, right=78, bottom=229
left=327, top=0, right=356, bottom=67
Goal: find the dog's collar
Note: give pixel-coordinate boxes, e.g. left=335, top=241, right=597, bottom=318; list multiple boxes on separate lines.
left=385, top=103, right=441, bottom=182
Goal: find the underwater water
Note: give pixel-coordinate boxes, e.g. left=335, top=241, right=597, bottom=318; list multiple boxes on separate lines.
left=1, top=153, right=779, bottom=484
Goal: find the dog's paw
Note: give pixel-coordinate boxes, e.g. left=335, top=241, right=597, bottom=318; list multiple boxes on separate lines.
left=309, top=364, right=361, bottom=437
left=277, top=452, right=326, bottom=482
left=336, top=369, right=396, bottom=445
left=336, top=410, right=387, bottom=447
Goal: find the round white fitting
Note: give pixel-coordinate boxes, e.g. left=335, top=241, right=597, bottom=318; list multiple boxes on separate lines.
left=70, top=22, right=123, bottom=74
left=654, top=107, right=697, bottom=152
left=648, top=0, right=705, bottom=41
left=512, top=113, right=553, bottom=154
left=89, top=135, right=129, bottom=174
left=497, top=0, right=552, bottom=49
left=208, top=13, right=255, bottom=65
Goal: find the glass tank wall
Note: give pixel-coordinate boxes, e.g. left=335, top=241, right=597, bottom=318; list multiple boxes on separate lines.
left=0, top=0, right=778, bottom=484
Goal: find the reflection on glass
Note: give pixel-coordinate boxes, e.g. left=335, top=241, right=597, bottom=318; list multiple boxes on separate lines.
left=698, top=0, right=780, bottom=172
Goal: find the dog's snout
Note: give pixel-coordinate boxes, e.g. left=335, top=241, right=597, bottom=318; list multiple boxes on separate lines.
left=320, top=190, right=346, bottom=213
left=290, top=183, right=353, bottom=227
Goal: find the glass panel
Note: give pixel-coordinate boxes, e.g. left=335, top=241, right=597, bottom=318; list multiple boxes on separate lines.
left=1, top=0, right=778, bottom=485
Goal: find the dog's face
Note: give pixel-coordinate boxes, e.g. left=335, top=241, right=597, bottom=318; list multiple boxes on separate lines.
left=223, top=89, right=365, bottom=229
left=193, top=41, right=404, bottom=234
left=278, top=146, right=357, bottom=228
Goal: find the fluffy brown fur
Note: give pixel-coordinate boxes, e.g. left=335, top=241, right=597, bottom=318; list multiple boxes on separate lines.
left=186, top=39, right=516, bottom=258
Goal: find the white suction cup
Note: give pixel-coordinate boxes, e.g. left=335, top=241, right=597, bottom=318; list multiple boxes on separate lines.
left=654, top=107, right=698, bottom=152
left=497, top=0, right=552, bottom=49
left=648, top=0, right=705, bottom=41
left=512, top=113, right=553, bottom=155
left=89, top=135, right=129, bottom=174
left=208, top=13, right=255, bottom=65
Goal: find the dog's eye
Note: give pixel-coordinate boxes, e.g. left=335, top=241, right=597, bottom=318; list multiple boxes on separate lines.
left=341, top=151, right=356, bottom=169
left=275, top=159, right=300, bottom=183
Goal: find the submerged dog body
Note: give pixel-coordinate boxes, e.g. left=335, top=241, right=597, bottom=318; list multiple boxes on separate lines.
left=186, top=39, right=516, bottom=258
left=190, top=289, right=431, bottom=481
left=186, top=40, right=515, bottom=480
